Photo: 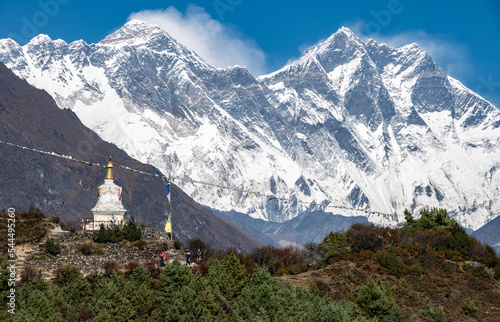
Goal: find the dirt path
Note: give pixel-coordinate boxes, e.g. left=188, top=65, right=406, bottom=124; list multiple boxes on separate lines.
left=13, top=224, right=68, bottom=281
left=13, top=243, right=38, bottom=281
left=46, top=224, right=66, bottom=237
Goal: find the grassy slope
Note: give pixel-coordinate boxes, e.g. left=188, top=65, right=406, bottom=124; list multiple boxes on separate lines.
left=280, top=250, right=500, bottom=320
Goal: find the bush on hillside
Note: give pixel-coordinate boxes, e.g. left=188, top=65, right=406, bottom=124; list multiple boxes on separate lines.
left=48, top=216, right=60, bottom=224
left=60, top=220, right=81, bottom=233
left=419, top=305, right=446, bottom=321
left=122, top=217, right=141, bottom=242
left=354, top=278, right=404, bottom=320
left=315, top=231, right=350, bottom=261
left=93, top=224, right=122, bottom=243
left=409, top=264, right=423, bottom=276
left=448, top=222, right=474, bottom=256
left=102, top=261, right=120, bottom=276
left=20, top=267, right=38, bottom=284
left=404, top=208, right=453, bottom=231
left=93, top=217, right=141, bottom=244
left=414, top=229, right=450, bottom=252
left=45, top=238, right=61, bottom=256
left=249, top=245, right=310, bottom=275
left=173, top=240, right=183, bottom=250
left=124, top=262, right=139, bottom=278
left=79, top=243, right=98, bottom=255
left=144, top=260, right=161, bottom=278
left=0, top=209, right=47, bottom=247
left=376, top=249, right=405, bottom=277
left=346, top=224, right=396, bottom=253
left=461, top=298, right=477, bottom=315
left=55, top=265, right=80, bottom=287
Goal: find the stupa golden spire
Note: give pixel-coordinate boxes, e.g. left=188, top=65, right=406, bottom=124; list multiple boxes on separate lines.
left=105, top=155, right=113, bottom=180
left=91, top=154, right=127, bottom=230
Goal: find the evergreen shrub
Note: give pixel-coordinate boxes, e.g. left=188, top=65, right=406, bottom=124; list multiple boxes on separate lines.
left=376, top=249, right=405, bottom=277
left=409, top=264, right=423, bottom=276
left=315, top=231, right=350, bottom=261
left=93, top=217, right=142, bottom=243
left=55, top=265, right=80, bottom=287
left=494, top=267, right=500, bottom=280
left=461, top=298, right=477, bottom=315
left=354, top=278, right=404, bottom=320
left=122, top=217, right=141, bottom=242
left=45, top=238, right=61, bottom=256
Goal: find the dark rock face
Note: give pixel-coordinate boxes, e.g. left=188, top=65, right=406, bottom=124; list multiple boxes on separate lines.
left=0, top=63, right=263, bottom=252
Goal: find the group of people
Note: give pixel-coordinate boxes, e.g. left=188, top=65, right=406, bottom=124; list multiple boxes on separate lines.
left=184, top=248, right=202, bottom=265
left=159, top=248, right=202, bottom=267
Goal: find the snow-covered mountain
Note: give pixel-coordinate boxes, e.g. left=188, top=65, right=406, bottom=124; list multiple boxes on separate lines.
left=1, top=20, right=499, bottom=230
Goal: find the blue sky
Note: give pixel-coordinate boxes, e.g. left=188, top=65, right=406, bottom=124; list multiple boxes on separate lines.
left=0, top=0, right=499, bottom=107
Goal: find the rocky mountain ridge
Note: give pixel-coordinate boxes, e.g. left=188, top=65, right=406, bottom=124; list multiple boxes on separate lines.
left=0, top=20, right=499, bottom=232
left=0, top=62, right=264, bottom=252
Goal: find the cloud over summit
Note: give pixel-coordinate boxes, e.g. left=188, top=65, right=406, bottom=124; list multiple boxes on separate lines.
left=129, top=5, right=266, bottom=76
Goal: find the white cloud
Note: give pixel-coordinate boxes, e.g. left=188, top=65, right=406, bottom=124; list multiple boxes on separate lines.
left=128, top=5, right=266, bottom=76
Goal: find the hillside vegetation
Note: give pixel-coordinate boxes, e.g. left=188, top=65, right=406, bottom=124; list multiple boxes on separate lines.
left=1, top=208, right=499, bottom=320
left=280, top=208, right=500, bottom=320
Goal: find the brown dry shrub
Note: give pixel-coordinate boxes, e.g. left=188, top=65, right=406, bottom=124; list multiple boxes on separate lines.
left=20, top=267, right=37, bottom=284
left=250, top=245, right=309, bottom=276
left=406, top=243, right=420, bottom=257
left=102, top=260, right=120, bottom=276
left=442, top=249, right=463, bottom=261
left=79, top=243, right=98, bottom=255
left=137, top=239, right=149, bottom=250
left=468, top=239, right=499, bottom=267
left=144, top=260, right=161, bottom=278
left=276, top=262, right=312, bottom=276
left=347, top=225, right=386, bottom=252
left=413, top=230, right=449, bottom=252
left=192, top=261, right=210, bottom=276
left=467, top=276, right=490, bottom=291
left=357, top=250, right=375, bottom=261
left=173, top=240, right=183, bottom=250
left=48, top=216, right=60, bottom=223
left=420, top=255, right=440, bottom=271
left=79, top=305, right=94, bottom=321
left=233, top=251, right=256, bottom=275
left=394, top=247, right=410, bottom=258
left=124, top=262, right=139, bottom=278
left=314, top=279, right=331, bottom=296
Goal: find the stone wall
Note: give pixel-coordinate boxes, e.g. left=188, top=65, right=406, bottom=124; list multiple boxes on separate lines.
left=26, top=234, right=184, bottom=278
left=140, top=226, right=169, bottom=240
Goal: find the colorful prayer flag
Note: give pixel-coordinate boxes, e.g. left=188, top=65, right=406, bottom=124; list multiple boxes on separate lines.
left=166, top=181, right=171, bottom=204
left=164, top=213, right=171, bottom=233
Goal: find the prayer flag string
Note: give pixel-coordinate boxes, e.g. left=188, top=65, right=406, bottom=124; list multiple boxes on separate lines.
left=0, top=139, right=395, bottom=219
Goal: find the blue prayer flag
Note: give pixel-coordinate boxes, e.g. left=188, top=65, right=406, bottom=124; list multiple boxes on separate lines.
left=166, top=181, right=171, bottom=203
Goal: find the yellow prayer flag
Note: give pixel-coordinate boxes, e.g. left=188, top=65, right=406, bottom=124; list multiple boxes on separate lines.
left=164, top=213, right=171, bottom=233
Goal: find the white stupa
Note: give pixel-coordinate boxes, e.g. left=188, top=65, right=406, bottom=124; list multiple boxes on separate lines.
left=91, top=156, right=127, bottom=228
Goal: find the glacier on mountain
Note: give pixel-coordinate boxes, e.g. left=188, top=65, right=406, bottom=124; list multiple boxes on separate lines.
left=0, top=20, right=499, bottom=230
